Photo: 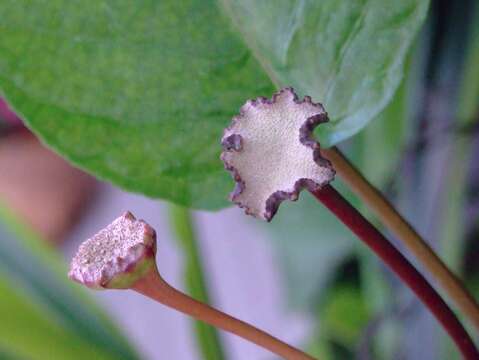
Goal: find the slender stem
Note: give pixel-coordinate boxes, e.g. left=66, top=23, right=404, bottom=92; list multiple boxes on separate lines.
left=168, top=205, right=226, bottom=360
left=322, top=146, right=479, bottom=331
left=132, top=268, right=315, bottom=360
left=311, top=184, right=478, bottom=360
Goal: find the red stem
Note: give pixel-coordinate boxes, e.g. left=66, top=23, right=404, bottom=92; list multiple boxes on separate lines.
left=312, top=184, right=479, bottom=360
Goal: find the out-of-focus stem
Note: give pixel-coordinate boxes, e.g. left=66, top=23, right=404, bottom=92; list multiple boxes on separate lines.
left=322, top=146, right=479, bottom=332
left=132, top=268, right=316, bottom=360
left=311, top=184, right=479, bottom=360
left=168, top=205, right=225, bottom=360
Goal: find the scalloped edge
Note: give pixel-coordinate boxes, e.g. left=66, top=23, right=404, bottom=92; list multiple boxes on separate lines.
left=221, top=87, right=335, bottom=221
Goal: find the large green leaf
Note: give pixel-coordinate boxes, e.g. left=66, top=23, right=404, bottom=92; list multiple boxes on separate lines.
left=0, top=0, right=428, bottom=208
left=220, top=0, right=429, bottom=147
left=0, top=204, right=139, bottom=360
left=0, top=0, right=273, bottom=209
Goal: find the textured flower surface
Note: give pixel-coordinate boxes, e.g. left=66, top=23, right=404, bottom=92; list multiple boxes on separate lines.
left=221, top=87, right=335, bottom=221
left=69, top=211, right=156, bottom=289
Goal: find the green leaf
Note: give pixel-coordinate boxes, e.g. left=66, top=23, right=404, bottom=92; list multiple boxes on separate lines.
left=306, top=277, right=371, bottom=360
left=0, top=0, right=273, bottom=209
left=356, top=76, right=408, bottom=188
left=320, top=284, right=370, bottom=347
left=0, top=0, right=428, bottom=208
left=0, top=203, right=139, bottom=360
left=220, top=0, right=429, bottom=146
left=0, top=277, right=116, bottom=360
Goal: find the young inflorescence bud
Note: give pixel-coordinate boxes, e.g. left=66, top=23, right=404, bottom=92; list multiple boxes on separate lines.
left=69, top=211, right=157, bottom=289
left=221, top=87, right=335, bottom=221
left=68, top=211, right=318, bottom=360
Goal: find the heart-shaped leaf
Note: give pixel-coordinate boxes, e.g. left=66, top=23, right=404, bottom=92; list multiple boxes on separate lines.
left=220, top=0, right=429, bottom=146
left=0, top=0, right=428, bottom=208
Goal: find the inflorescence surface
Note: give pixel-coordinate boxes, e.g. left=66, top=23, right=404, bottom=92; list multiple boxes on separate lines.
left=221, top=87, right=335, bottom=221
left=69, top=211, right=156, bottom=289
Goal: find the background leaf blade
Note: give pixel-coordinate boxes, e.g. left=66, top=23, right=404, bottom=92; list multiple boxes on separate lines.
left=220, top=0, right=429, bottom=146
left=0, top=203, right=139, bottom=360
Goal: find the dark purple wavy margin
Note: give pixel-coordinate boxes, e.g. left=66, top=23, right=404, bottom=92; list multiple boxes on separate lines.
left=220, top=87, right=335, bottom=221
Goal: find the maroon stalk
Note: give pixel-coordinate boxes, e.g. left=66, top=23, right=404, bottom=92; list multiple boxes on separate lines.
left=221, top=88, right=478, bottom=358
left=312, top=184, right=479, bottom=360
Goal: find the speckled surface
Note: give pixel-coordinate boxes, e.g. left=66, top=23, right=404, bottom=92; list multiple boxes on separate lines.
left=69, top=211, right=156, bottom=289
left=221, top=87, right=335, bottom=221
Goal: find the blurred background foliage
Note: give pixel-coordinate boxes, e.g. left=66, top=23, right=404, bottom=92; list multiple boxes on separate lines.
left=0, top=205, right=139, bottom=360
left=270, top=1, right=479, bottom=359
left=0, top=0, right=478, bottom=359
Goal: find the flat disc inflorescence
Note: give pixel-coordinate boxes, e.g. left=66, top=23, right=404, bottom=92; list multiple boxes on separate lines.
left=221, top=87, right=335, bottom=221
left=69, top=211, right=157, bottom=289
